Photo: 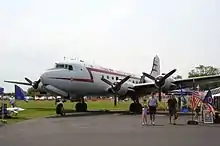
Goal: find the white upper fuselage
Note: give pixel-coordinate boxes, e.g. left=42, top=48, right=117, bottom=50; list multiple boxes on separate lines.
left=40, top=60, right=149, bottom=97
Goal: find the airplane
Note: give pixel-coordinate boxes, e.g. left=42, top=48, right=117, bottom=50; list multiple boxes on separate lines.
left=4, top=55, right=220, bottom=115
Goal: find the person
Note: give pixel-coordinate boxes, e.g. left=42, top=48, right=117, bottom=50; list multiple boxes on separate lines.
left=9, top=97, right=16, bottom=108
left=141, top=99, right=148, bottom=125
left=195, top=103, right=201, bottom=122
left=167, top=94, right=178, bottom=125
left=148, top=92, right=158, bottom=125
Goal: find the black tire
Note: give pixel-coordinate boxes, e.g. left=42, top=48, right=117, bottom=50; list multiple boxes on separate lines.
left=136, top=103, right=142, bottom=114
left=56, top=103, right=64, bottom=115
left=129, top=103, right=135, bottom=113
left=75, top=103, right=88, bottom=112
left=75, top=103, right=82, bottom=112
left=82, top=103, right=87, bottom=112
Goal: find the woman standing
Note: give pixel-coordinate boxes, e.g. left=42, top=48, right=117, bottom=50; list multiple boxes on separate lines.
left=141, top=99, right=148, bottom=125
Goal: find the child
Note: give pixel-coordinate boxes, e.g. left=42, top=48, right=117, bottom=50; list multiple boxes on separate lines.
left=141, top=99, right=148, bottom=125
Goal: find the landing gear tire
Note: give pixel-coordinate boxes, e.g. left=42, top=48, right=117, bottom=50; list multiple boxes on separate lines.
left=129, top=103, right=142, bottom=114
left=56, top=103, right=65, bottom=116
left=75, top=102, right=87, bottom=112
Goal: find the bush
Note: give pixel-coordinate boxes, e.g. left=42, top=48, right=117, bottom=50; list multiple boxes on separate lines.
left=157, top=102, right=168, bottom=111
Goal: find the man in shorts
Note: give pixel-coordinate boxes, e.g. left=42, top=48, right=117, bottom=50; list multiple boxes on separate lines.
left=148, top=92, right=158, bottom=125
left=167, top=94, right=178, bottom=125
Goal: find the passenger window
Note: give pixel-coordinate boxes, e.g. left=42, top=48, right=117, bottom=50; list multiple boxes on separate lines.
left=112, top=77, right=114, bottom=80
left=116, top=77, right=118, bottom=80
left=107, top=76, right=109, bottom=79
left=68, top=65, right=73, bottom=71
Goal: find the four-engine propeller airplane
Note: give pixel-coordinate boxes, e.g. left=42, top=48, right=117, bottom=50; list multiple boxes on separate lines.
left=4, top=55, right=220, bottom=114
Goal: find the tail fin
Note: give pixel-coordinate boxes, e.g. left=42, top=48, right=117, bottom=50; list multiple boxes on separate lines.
left=15, top=85, right=28, bottom=102
left=150, top=55, right=160, bottom=77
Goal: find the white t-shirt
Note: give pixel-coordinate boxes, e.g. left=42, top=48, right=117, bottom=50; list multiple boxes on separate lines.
left=148, top=97, right=157, bottom=107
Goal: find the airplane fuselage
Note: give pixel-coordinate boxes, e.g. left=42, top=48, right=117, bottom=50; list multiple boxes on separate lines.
left=41, top=61, right=147, bottom=98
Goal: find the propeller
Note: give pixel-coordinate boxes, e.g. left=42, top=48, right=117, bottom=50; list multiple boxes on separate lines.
left=142, top=69, right=177, bottom=101
left=101, top=75, right=131, bottom=106
left=5, top=77, right=41, bottom=90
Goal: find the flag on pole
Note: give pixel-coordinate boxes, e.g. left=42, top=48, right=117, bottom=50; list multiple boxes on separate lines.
left=15, top=85, right=28, bottom=102
left=203, top=102, right=215, bottom=115
left=191, top=91, right=202, bottom=110
left=203, top=89, right=213, bottom=105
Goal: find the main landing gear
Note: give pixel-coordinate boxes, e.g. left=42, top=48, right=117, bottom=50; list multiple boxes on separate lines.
left=129, top=97, right=142, bottom=114
left=75, top=97, right=87, bottom=112
left=56, top=97, right=88, bottom=116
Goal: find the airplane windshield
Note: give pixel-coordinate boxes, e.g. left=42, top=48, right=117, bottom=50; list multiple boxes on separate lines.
left=56, top=64, right=65, bottom=69
left=55, top=63, right=73, bottom=71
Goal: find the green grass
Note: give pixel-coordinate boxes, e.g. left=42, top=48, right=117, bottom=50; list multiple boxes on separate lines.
left=1, top=100, right=168, bottom=124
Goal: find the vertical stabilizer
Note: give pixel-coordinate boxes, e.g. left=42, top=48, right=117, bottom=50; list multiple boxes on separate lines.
left=150, top=55, right=160, bottom=77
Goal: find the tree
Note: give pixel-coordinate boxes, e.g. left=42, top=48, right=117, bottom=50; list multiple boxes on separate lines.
left=173, top=75, right=182, bottom=80
left=188, top=65, right=220, bottom=90
left=188, top=65, right=220, bottom=78
left=27, top=87, right=36, bottom=97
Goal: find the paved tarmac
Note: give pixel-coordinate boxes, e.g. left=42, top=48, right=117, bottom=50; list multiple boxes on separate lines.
left=0, top=113, right=219, bottom=146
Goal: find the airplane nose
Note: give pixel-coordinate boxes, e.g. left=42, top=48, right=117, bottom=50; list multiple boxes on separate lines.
left=40, top=71, right=51, bottom=84
left=40, top=69, right=62, bottom=84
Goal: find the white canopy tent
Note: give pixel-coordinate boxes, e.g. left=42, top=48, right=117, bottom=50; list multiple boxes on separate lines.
left=213, top=93, right=220, bottom=97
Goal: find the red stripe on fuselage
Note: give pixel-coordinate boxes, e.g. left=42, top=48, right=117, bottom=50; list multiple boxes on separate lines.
left=50, top=67, right=140, bottom=82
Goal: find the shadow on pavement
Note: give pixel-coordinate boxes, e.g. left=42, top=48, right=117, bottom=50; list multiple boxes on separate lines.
left=46, top=110, right=138, bottom=119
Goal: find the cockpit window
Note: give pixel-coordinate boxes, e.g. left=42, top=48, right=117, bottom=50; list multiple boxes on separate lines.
left=68, top=65, right=73, bottom=71
left=55, top=63, right=73, bottom=71
left=56, top=64, right=65, bottom=68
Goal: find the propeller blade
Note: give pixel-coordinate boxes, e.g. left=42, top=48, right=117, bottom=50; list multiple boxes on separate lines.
left=4, top=80, right=31, bottom=86
left=142, top=72, right=156, bottom=81
left=162, top=69, right=176, bottom=80
left=25, top=77, right=33, bottom=85
left=115, top=75, right=131, bottom=88
left=33, top=79, right=41, bottom=89
left=101, top=76, right=113, bottom=86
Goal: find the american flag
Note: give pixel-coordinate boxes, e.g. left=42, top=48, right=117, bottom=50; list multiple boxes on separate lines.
left=203, top=102, right=215, bottom=115
left=191, top=91, right=202, bottom=110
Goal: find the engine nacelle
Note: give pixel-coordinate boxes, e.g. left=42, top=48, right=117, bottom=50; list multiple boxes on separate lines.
left=155, top=75, right=175, bottom=91
left=116, top=82, right=134, bottom=96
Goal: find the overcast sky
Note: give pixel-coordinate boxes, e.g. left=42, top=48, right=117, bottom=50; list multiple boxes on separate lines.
left=0, top=0, right=220, bottom=93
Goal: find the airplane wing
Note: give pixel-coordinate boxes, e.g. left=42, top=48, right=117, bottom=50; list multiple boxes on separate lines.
left=129, top=75, right=220, bottom=97
left=130, top=82, right=157, bottom=97
left=173, top=75, right=220, bottom=88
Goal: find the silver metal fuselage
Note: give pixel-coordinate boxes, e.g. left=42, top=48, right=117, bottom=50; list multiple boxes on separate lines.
left=40, top=61, right=147, bottom=97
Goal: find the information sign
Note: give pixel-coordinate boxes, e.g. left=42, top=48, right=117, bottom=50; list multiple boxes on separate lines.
left=203, top=110, right=214, bottom=124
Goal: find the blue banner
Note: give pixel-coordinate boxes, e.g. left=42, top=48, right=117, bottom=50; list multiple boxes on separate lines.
left=0, top=87, right=4, bottom=95
left=15, top=85, right=28, bottom=102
